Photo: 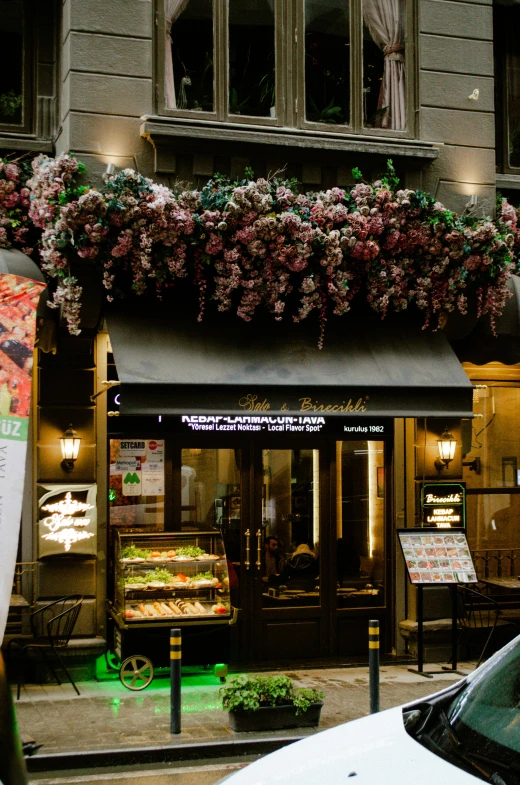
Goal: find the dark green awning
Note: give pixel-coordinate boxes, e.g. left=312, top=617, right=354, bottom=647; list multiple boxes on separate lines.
left=107, top=305, right=474, bottom=418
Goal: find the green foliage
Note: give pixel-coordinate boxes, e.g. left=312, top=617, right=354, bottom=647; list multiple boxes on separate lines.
left=380, top=159, right=400, bottom=191
left=351, top=167, right=363, bottom=182
left=0, top=91, right=22, bottom=118
left=307, top=96, right=343, bottom=124
left=220, top=674, right=324, bottom=716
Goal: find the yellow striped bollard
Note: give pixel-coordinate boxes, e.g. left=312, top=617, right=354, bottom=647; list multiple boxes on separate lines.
left=369, top=619, right=380, bottom=714
left=170, top=628, right=182, bottom=734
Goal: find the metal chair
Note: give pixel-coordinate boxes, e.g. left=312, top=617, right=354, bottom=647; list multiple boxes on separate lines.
left=6, top=595, right=83, bottom=699
left=456, top=585, right=502, bottom=667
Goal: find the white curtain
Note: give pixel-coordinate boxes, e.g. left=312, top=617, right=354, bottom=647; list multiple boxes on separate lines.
left=363, top=0, right=405, bottom=130
left=165, top=0, right=190, bottom=108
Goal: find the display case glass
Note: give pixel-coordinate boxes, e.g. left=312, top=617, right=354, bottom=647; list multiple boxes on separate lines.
left=113, top=531, right=231, bottom=622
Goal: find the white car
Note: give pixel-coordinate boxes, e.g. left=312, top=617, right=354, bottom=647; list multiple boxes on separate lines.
left=219, top=635, right=520, bottom=785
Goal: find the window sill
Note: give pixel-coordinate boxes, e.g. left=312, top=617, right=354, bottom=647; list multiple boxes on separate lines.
left=0, top=133, right=53, bottom=153
left=496, top=173, right=520, bottom=191
left=140, top=116, right=439, bottom=162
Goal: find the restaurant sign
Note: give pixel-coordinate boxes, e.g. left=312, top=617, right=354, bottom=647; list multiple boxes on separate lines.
left=421, top=483, right=466, bottom=528
left=176, top=415, right=393, bottom=436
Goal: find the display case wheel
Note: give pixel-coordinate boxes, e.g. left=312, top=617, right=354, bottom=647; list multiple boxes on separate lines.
left=119, top=655, right=154, bottom=690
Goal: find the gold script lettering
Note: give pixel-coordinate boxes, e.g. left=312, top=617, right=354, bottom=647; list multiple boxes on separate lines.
left=238, top=394, right=271, bottom=411
left=299, top=397, right=367, bottom=413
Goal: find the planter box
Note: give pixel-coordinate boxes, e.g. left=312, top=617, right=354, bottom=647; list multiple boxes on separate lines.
left=228, top=702, right=323, bottom=733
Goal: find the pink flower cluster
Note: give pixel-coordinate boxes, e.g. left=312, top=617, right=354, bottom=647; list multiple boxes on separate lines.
left=2, top=155, right=520, bottom=343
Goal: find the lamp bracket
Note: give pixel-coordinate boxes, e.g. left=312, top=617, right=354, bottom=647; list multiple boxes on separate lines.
left=90, top=380, right=121, bottom=402
left=462, top=457, right=481, bottom=474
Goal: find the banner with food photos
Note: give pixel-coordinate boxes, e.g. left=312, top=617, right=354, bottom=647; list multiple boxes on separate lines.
left=398, top=527, right=478, bottom=585
left=0, top=274, right=45, bottom=641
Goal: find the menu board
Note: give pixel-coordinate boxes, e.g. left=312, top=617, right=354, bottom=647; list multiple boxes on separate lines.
left=398, top=528, right=477, bottom=585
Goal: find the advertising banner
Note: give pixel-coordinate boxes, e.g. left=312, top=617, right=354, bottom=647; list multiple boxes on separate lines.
left=0, top=274, right=45, bottom=640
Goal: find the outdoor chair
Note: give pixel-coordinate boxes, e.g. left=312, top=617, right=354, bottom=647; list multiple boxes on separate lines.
left=6, top=595, right=83, bottom=699
left=456, top=585, right=503, bottom=667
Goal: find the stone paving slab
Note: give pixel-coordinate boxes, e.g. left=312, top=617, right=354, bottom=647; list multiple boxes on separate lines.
left=13, top=663, right=476, bottom=756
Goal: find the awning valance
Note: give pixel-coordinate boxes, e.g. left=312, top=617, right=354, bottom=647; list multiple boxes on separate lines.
left=107, top=305, right=474, bottom=418
left=0, top=248, right=45, bottom=283
left=452, top=275, right=520, bottom=365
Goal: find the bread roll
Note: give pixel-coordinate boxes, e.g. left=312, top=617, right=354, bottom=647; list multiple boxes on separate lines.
left=168, top=601, right=182, bottom=615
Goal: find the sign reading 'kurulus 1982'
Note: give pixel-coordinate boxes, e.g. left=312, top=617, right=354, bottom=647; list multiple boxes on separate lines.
left=421, top=483, right=466, bottom=528
left=177, top=415, right=392, bottom=436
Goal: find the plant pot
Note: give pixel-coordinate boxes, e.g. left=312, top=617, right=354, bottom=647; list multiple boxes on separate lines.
left=228, top=702, right=323, bottom=733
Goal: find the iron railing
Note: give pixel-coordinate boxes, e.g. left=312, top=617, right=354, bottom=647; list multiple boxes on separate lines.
left=472, top=548, right=520, bottom=579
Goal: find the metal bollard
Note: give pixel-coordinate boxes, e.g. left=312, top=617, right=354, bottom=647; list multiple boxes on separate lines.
left=369, top=619, right=380, bottom=714
left=170, top=628, right=182, bottom=734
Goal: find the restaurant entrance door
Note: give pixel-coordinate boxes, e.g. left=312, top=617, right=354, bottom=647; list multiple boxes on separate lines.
left=178, top=435, right=388, bottom=663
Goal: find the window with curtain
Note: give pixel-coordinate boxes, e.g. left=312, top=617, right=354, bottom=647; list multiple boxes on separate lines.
left=165, top=0, right=214, bottom=112
left=0, top=0, right=24, bottom=128
left=161, top=0, right=410, bottom=135
left=494, top=1, right=520, bottom=171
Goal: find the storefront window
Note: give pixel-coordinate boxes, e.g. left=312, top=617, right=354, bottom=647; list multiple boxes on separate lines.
left=336, top=441, right=385, bottom=607
left=165, top=0, right=214, bottom=112
left=464, top=386, right=520, bottom=575
left=261, top=449, right=320, bottom=608
left=0, top=0, right=23, bottom=126
left=109, top=439, right=165, bottom=531
left=305, top=0, right=350, bottom=125
left=181, top=448, right=241, bottom=560
left=229, top=0, right=275, bottom=118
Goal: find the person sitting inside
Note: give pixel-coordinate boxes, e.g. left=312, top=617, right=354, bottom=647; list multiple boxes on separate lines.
left=284, top=543, right=319, bottom=589
left=262, top=536, right=285, bottom=583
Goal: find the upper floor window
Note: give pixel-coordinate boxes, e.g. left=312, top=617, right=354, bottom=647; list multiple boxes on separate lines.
left=0, top=0, right=25, bottom=129
left=495, top=0, right=520, bottom=172
left=160, top=0, right=412, bottom=136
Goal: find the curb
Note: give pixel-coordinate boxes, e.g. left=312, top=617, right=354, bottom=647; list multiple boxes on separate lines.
left=26, top=736, right=303, bottom=772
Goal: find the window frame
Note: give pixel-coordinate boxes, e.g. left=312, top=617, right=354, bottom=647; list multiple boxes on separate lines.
left=0, top=0, right=34, bottom=136
left=494, top=3, right=520, bottom=175
left=156, top=0, right=416, bottom=139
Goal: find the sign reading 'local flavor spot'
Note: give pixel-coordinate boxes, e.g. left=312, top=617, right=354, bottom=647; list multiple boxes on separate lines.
left=421, top=482, right=466, bottom=528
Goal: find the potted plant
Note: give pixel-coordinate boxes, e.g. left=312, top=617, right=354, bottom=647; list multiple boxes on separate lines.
left=220, top=674, right=324, bottom=732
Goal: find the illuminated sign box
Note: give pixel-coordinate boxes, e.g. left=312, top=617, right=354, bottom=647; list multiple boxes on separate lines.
left=37, top=484, right=97, bottom=558
left=421, top=482, right=466, bottom=529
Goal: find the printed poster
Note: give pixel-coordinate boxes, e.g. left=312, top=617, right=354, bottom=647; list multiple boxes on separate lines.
left=142, top=462, right=165, bottom=495
left=122, top=469, right=142, bottom=496
left=0, top=274, right=45, bottom=641
left=146, top=439, right=164, bottom=462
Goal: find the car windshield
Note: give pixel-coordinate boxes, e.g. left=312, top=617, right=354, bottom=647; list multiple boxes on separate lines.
left=446, top=640, right=520, bottom=775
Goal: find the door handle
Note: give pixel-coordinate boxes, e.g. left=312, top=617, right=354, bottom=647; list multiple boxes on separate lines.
left=256, top=529, right=262, bottom=570
left=244, top=529, right=251, bottom=570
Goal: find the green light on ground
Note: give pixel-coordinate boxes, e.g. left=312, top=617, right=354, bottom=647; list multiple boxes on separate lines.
left=110, top=698, right=121, bottom=717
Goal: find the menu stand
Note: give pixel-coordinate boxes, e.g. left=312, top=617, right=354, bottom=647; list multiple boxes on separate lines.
left=442, top=584, right=466, bottom=676
left=399, top=527, right=477, bottom=678
left=407, top=585, right=444, bottom=678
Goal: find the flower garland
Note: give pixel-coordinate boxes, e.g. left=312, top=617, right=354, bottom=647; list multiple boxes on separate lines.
left=1, top=154, right=519, bottom=345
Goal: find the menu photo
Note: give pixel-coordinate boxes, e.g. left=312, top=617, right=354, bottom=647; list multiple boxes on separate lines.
left=398, top=528, right=478, bottom=585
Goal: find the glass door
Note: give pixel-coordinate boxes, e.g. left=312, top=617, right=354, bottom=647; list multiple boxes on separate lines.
left=179, top=447, right=243, bottom=613
left=249, top=444, right=330, bottom=661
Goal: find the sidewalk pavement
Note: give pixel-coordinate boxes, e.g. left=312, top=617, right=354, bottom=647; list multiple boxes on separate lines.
left=13, top=661, right=476, bottom=760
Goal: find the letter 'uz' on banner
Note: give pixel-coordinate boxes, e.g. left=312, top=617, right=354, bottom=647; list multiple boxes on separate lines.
left=0, top=274, right=45, bottom=641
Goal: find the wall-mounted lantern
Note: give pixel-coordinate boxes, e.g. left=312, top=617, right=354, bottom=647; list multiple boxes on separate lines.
left=60, top=425, right=81, bottom=472
left=435, top=429, right=457, bottom=473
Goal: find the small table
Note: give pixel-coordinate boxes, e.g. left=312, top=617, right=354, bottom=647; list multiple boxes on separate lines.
left=480, top=577, right=520, bottom=591
left=9, top=594, right=29, bottom=611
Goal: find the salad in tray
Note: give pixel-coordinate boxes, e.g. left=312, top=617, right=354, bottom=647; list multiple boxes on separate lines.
left=120, top=544, right=221, bottom=563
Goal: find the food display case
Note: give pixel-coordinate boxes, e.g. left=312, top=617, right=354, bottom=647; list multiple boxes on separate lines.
left=108, top=531, right=235, bottom=689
